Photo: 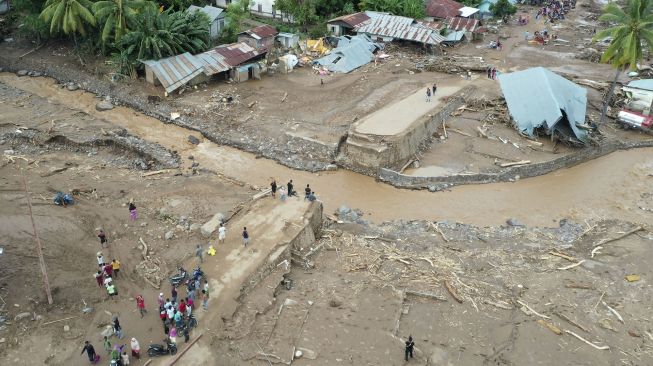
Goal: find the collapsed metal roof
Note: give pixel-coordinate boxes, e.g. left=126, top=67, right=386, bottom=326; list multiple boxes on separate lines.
left=327, top=12, right=371, bottom=28
left=355, top=13, right=445, bottom=45
left=314, top=35, right=379, bottom=73
left=498, top=67, right=588, bottom=142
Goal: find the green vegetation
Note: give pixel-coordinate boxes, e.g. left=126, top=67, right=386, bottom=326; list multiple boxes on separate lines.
left=219, top=0, right=250, bottom=43
left=40, top=0, right=96, bottom=36
left=92, top=0, right=152, bottom=44
left=593, top=0, right=653, bottom=124
left=358, top=0, right=425, bottom=19
left=490, top=0, right=516, bottom=18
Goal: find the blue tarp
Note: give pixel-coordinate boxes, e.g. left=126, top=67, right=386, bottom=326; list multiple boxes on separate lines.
left=498, top=67, right=588, bottom=142
left=314, top=35, right=380, bottom=73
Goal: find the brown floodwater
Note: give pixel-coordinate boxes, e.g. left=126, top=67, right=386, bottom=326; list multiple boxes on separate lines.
left=3, top=73, right=653, bottom=227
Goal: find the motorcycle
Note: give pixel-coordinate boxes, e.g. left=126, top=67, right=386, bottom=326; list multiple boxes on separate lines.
left=169, top=267, right=187, bottom=286
left=147, top=340, right=178, bottom=357
left=179, top=314, right=198, bottom=333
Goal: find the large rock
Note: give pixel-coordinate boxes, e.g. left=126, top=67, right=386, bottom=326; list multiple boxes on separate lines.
left=188, top=135, right=200, bottom=145
left=200, top=212, right=225, bottom=238
left=164, top=230, right=174, bottom=240
left=96, top=101, right=114, bottom=111
left=66, top=83, right=79, bottom=91
left=14, top=312, right=31, bottom=321
left=16, top=70, right=29, bottom=77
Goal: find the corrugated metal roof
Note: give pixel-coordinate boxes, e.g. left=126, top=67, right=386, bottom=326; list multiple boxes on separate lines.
left=187, top=5, right=223, bottom=22
left=627, top=79, right=653, bottom=91
left=142, top=53, right=204, bottom=94
left=214, top=42, right=266, bottom=66
left=195, top=50, right=230, bottom=75
left=498, top=67, right=588, bottom=141
left=327, top=12, right=371, bottom=28
left=443, top=30, right=465, bottom=42
left=355, top=14, right=444, bottom=45
left=314, top=35, right=375, bottom=73
left=443, top=16, right=479, bottom=32
left=458, top=6, right=479, bottom=17
left=239, top=25, right=278, bottom=39
left=426, top=0, right=463, bottom=19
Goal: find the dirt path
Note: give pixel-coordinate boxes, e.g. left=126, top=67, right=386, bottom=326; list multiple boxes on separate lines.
left=3, top=74, right=653, bottom=227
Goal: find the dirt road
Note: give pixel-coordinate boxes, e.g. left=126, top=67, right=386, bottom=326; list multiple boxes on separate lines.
left=3, top=74, right=653, bottom=228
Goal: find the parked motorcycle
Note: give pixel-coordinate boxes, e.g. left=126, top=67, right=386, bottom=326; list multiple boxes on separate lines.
left=169, top=267, right=187, bottom=286
left=147, top=340, right=177, bottom=357
left=178, top=314, right=198, bottom=333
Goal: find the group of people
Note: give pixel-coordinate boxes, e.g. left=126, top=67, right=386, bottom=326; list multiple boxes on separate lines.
left=486, top=67, right=499, bottom=80
left=157, top=283, right=200, bottom=345
left=270, top=179, right=317, bottom=202
left=535, top=0, right=575, bottom=23
left=94, top=251, right=121, bottom=299
left=425, top=83, right=437, bottom=102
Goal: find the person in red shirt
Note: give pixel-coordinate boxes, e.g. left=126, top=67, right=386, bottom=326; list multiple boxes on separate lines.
left=94, top=271, right=103, bottom=287
left=103, top=263, right=113, bottom=277
left=179, top=299, right=186, bottom=316
left=136, top=295, right=146, bottom=318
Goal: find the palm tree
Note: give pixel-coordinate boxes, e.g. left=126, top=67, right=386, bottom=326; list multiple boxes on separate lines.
left=40, top=0, right=96, bottom=37
left=92, top=0, right=153, bottom=44
left=119, top=7, right=209, bottom=60
left=593, top=0, right=653, bottom=125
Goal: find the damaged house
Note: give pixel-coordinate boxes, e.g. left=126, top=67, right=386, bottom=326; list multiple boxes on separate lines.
left=314, top=35, right=382, bottom=73
left=498, top=67, right=588, bottom=144
left=354, top=12, right=445, bottom=47
left=619, top=79, right=653, bottom=129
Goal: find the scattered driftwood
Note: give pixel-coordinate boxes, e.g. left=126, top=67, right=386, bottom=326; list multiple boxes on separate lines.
left=139, top=237, right=148, bottom=259
left=500, top=160, right=531, bottom=168
left=448, top=128, right=472, bottom=137
left=42, top=315, right=78, bottom=325
left=558, top=260, right=585, bottom=270
left=142, top=169, right=171, bottom=177
left=602, top=302, right=624, bottom=323
left=40, top=167, right=69, bottom=177
left=555, top=312, right=590, bottom=333
left=252, top=188, right=272, bottom=201
left=281, top=92, right=288, bottom=102
left=429, top=222, right=449, bottom=242
left=399, top=158, right=417, bottom=174
left=565, top=282, right=594, bottom=290
left=517, top=300, right=551, bottom=319
left=590, top=246, right=603, bottom=258
left=483, top=299, right=513, bottom=310
left=248, top=101, right=257, bottom=108
left=593, top=226, right=643, bottom=247
left=564, top=330, right=610, bottom=350
left=143, top=277, right=160, bottom=290
left=406, top=290, right=447, bottom=302
left=443, top=280, right=463, bottom=303
left=548, top=250, right=576, bottom=262
left=441, top=119, right=448, bottom=138
left=477, top=126, right=488, bottom=138
left=537, top=319, right=562, bottom=335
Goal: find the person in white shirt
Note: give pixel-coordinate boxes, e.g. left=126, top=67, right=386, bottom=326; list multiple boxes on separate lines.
left=218, top=223, right=226, bottom=245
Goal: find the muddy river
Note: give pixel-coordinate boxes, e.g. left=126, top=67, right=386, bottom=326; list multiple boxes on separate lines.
left=3, top=73, right=653, bottom=227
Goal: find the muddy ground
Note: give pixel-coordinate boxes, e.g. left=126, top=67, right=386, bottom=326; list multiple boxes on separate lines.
left=1, top=0, right=653, bottom=365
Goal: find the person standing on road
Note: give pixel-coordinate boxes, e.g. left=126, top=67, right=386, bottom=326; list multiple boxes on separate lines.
left=121, top=351, right=130, bottom=366
left=195, top=244, right=203, bottom=263
left=130, top=338, right=140, bottom=360
left=136, top=295, right=146, bottom=318
left=97, top=252, right=105, bottom=267
left=128, top=201, right=137, bottom=221
left=113, top=316, right=124, bottom=339
left=287, top=180, right=295, bottom=197
left=157, top=293, right=164, bottom=309
left=111, top=259, right=120, bottom=278
left=81, top=341, right=97, bottom=363
left=103, top=336, right=112, bottom=354
left=171, top=286, right=178, bottom=304
left=425, top=88, right=431, bottom=102
left=218, top=223, right=226, bottom=245
left=201, top=289, right=209, bottom=310
left=94, top=271, right=103, bottom=288
left=103, top=263, right=113, bottom=278
left=304, top=184, right=311, bottom=200
left=270, top=179, right=277, bottom=198
left=97, top=229, right=107, bottom=247
left=242, top=227, right=249, bottom=247
left=279, top=186, right=287, bottom=202
left=405, top=335, right=415, bottom=361
left=432, top=83, right=437, bottom=96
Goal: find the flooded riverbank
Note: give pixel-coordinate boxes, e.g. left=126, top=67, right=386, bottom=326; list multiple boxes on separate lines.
left=3, top=73, right=652, bottom=227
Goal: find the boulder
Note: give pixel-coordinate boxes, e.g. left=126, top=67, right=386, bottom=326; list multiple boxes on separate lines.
left=63, top=325, right=70, bottom=332
left=200, top=212, right=225, bottom=238
left=188, top=135, right=200, bottom=145
left=95, top=101, right=114, bottom=111
left=14, top=312, right=31, bottom=321
left=164, top=230, right=174, bottom=240
left=66, top=83, right=79, bottom=91
left=28, top=71, right=43, bottom=77
left=506, top=218, right=525, bottom=227
left=16, top=70, right=29, bottom=77
left=325, top=164, right=338, bottom=171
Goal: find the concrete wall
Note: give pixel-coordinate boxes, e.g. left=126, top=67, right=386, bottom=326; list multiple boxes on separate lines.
left=338, top=85, right=475, bottom=175
left=237, top=202, right=322, bottom=300
left=379, top=139, right=653, bottom=190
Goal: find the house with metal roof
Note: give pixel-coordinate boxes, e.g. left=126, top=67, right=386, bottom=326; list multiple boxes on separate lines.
left=187, top=5, right=225, bottom=39
left=314, top=35, right=381, bottom=73
left=425, top=0, right=464, bottom=20
left=142, top=42, right=268, bottom=94
left=238, top=25, right=278, bottom=50
left=440, top=16, right=484, bottom=43
left=354, top=12, right=445, bottom=46
left=498, top=67, right=588, bottom=143
left=327, top=12, right=371, bottom=36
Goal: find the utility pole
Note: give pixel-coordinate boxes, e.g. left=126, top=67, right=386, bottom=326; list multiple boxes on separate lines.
left=22, top=173, right=53, bottom=305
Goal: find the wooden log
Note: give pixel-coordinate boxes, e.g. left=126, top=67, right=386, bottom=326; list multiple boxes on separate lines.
left=252, top=188, right=272, bottom=201
left=142, top=169, right=171, bottom=177
left=554, top=311, right=590, bottom=333
left=500, top=160, right=531, bottom=167
left=443, top=280, right=463, bottom=303
left=558, top=260, right=585, bottom=270
left=405, top=290, right=447, bottom=302
left=42, top=315, right=78, bottom=325
left=564, top=330, right=610, bottom=350
left=548, top=250, right=576, bottom=262
left=448, top=128, right=472, bottom=137
left=167, top=333, right=203, bottom=365
left=281, top=92, right=288, bottom=102
left=593, top=226, right=643, bottom=247
left=248, top=101, right=257, bottom=108
left=537, top=319, right=562, bottom=335
left=517, top=300, right=550, bottom=319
